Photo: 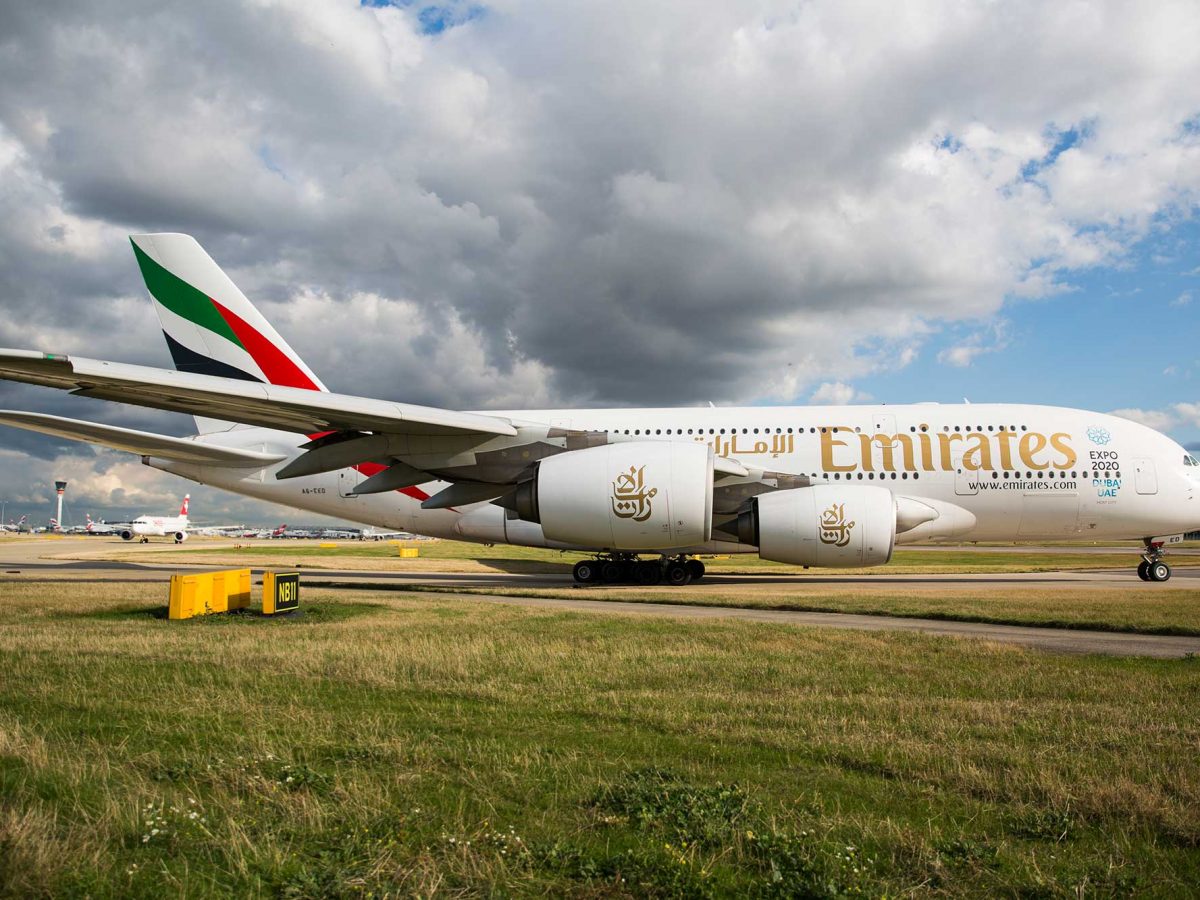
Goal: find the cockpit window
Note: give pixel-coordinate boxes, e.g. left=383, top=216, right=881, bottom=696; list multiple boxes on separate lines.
left=1185, top=455, right=1199, bottom=467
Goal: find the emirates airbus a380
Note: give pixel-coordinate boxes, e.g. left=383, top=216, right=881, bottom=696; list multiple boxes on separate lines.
left=1, top=234, right=1197, bottom=585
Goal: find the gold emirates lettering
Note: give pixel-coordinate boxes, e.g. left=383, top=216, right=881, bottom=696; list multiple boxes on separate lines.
left=820, top=427, right=1077, bottom=472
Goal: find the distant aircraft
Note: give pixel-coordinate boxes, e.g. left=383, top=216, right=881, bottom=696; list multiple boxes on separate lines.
left=119, top=494, right=190, bottom=544
left=239, top=523, right=287, bottom=538
left=85, top=513, right=115, bottom=535
left=359, top=527, right=414, bottom=541
left=1, top=515, right=27, bottom=533
left=1, top=233, right=1199, bottom=583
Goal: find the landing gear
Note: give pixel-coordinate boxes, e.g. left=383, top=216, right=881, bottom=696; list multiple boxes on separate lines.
left=1139, top=540, right=1171, bottom=582
left=573, top=560, right=600, bottom=583
left=664, top=560, right=692, bottom=587
left=570, top=554, right=705, bottom=587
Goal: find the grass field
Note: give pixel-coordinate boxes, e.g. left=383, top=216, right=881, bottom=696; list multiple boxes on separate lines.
left=73, top=538, right=1200, bottom=635
left=396, top=583, right=1200, bottom=637
left=0, top=581, right=1198, bottom=897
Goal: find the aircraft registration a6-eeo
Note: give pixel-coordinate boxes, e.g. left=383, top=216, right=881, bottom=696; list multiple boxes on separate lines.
left=1, top=234, right=1197, bottom=585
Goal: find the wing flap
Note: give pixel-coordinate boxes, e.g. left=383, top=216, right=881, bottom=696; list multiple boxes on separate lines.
left=0, top=350, right=518, bottom=439
left=0, top=411, right=288, bottom=467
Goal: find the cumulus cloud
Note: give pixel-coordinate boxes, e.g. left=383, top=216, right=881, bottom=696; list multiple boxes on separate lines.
left=809, top=382, right=872, bottom=406
left=0, top=0, right=1199, bottom=519
left=1109, top=407, right=1180, bottom=432
left=937, top=320, right=1011, bottom=368
left=1110, top=403, right=1200, bottom=434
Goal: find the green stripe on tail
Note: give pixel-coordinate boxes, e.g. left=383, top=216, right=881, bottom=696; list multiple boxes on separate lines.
left=131, top=240, right=243, bottom=349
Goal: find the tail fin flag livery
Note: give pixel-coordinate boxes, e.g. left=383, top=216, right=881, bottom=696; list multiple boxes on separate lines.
left=131, top=233, right=327, bottom=433
left=180, top=494, right=190, bottom=518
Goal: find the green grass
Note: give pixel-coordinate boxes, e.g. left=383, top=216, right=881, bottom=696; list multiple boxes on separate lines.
left=0, top=581, right=1198, bottom=897
left=394, top=582, right=1200, bottom=637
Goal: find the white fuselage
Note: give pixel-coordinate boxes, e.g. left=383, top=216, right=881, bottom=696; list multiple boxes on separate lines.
left=148, top=403, right=1200, bottom=551
left=127, top=514, right=188, bottom=538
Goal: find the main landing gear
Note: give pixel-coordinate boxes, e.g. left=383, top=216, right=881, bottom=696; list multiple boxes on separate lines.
left=572, top=554, right=705, bottom=587
left=1137, top=540, right=1171, bottom=582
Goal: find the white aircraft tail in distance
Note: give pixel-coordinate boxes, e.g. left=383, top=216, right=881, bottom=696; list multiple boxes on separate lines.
left=85, top=513, right=115, bottom=535
left=118, top=494, right=190, bottom=544
left=0, top=232, right=1198, bottom=583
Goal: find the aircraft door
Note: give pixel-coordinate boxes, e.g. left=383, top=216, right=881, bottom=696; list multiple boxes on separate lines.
left=338, top=469, right=361, bottom=499
left=953, top=454, right=978, bottom=496
left=1133, top=458, right=1158, bottom=495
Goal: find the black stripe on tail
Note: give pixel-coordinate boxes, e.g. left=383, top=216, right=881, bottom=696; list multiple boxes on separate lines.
left=163, top=332, right=263, bottom=383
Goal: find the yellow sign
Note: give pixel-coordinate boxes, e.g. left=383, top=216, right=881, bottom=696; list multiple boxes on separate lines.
left=263, top=572, right=300, bottom=615
left=168, top=569, right=251, bottom=620
left=611, top=465, right=657, bottom=522
left=818, top=503, right=855, bottom=547
left=397, top=546, right=419, bottom=558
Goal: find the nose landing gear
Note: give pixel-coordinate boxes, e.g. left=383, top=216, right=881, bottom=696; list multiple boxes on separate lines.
left=1137, top=540, right=1171, bottom=582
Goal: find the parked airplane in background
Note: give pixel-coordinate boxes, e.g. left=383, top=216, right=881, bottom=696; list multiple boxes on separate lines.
left=1, top=515, right=27, bottom=533
left=117, top=494, right=190, bottom=544
left=0, top=234, right=1197, bottom=583
left=85, top=513, right=116, bottom=535
left=360, top=527, right=414, bottom=541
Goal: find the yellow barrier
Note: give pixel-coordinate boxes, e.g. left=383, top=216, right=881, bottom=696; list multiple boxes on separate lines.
left=319, top=542, right=337, bottom=548
left=168, top=569, right=251, bottom=620
left=398, top=546, right=419, bottom=558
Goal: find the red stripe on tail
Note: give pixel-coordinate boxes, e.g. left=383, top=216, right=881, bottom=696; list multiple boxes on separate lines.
left=212, top=300, right=320, bottom=391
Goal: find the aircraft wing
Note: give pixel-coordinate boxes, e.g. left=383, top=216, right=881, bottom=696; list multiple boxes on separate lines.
left=0, top=350, right=518, bottom=439
left=0, top=411, right=288, bottom=467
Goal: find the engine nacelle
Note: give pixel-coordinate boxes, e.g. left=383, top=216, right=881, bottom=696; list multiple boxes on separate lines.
left=120, top=529, right=135, bottom=541
left=735, top=484, right=896, bottom=567
left=174, top=531, right=188, bottom=543
left=508, top=441, right=713, bottom=550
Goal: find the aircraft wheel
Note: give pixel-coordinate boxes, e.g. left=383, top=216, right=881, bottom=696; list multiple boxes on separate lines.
left=600, top=561, right=625, bottom=583
left=685, top=559, right=705, bottom=582
left=664, top=561, right=692, bottom=587
left=1137, top=561, right=1151, bottom=581
left=573, top=560, right=600, bottom=584
left=1148, top=561, right=1171, bottom=582
left=635, top=560, right=663, bottom=586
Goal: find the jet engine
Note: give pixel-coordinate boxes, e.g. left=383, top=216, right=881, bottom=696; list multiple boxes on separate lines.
left=120, top=529, right=135, bottom=541
left=505, top=441, right=713, bottom=549
left=174, top=531, right=188, bottom=543
left=732, top=484, right=897, bottom=567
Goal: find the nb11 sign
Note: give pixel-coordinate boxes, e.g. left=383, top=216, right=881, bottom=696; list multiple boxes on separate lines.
left=262, top=572, right=300, bottom=615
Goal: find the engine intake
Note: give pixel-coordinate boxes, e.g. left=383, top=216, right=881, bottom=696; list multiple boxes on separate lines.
left=505, top=441, right=713, bottom=550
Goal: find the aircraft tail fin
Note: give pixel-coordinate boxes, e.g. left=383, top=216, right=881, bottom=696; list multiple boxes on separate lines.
left=130, top=233, right=327, bottom=434
left=179, top=494, right=190, bottom=519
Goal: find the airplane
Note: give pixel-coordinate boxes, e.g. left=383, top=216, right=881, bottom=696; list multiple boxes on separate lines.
left=359, top=527, right=415, bottom=541
left=241, top=523, right=287, bottom=539
left=116, top=494, right=191, bottom=544
left=85, top=513, right=115, bottom=535
left=1, top=515, right=28, bottom=533
left=0, top=233, right=1197, bottom=585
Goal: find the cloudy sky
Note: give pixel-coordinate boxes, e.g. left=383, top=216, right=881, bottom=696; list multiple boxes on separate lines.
left=1, top=0, right=1199, bottom=525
